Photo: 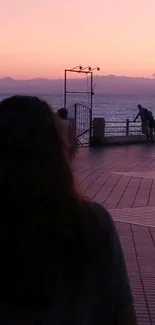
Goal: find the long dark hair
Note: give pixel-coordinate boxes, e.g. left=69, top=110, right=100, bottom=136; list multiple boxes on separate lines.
left=0, top=96, right=100, bottom=312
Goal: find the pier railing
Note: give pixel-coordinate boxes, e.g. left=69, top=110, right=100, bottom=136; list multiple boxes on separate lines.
left=105, top=119, right=142, bottom=137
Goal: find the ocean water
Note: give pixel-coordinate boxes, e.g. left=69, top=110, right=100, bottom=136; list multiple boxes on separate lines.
left=1, top=93, right=155, bottom=122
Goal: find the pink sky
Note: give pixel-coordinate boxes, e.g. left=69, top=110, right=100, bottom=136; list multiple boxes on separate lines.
left=0, top=0, right=155, bottom=79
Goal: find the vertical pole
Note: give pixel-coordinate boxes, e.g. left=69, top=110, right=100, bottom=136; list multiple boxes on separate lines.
left=74, top=103, right=77, bottom=120
left=89, top=71, right=93, bottom=145
left=74, top=103, right=77, bottom=137
left=126, top=119, right=129, bottom=136
left=90, top=71, right=93, bottom=112
left=64, top=69, right=67, bottom=109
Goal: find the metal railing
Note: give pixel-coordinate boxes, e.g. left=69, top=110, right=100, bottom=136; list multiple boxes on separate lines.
left=67, top=109, right=143, bottom=145
left=105, top=119, right=142, bottom=137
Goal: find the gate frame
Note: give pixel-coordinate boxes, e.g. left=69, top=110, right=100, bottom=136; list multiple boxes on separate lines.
left=74, top=103, right=91, bottom=146
left=64, top=66, right=100, bottom=145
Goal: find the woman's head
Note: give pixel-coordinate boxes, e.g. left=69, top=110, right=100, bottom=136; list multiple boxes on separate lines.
left=0, top=95, right=85, bottom=309
left=0, top=96, right=76, bottom=203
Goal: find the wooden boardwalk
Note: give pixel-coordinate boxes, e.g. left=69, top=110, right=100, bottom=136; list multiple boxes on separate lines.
left=75, top=144, right=155, bottom=325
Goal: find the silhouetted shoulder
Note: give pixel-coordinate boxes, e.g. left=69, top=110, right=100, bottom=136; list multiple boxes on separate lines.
left=88, top=201, right=134, bottom=318
left=89, top=201, right=115, bottom=232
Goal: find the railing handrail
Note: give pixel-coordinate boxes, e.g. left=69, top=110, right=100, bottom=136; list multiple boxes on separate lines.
left=105, top=120, right=141, bottom=124
left=103, top=118, right=142, bottom=137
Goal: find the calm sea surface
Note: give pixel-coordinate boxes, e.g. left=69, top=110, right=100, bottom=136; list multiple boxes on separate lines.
left=1, top=93, right=155, bottom=122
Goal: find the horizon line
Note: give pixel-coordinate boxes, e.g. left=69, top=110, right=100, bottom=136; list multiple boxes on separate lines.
left=0, top=75, right=155, bottom=81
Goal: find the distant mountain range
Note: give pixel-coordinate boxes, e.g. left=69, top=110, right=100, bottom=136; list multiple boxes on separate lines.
left=0, top=75, right=155, bottom=95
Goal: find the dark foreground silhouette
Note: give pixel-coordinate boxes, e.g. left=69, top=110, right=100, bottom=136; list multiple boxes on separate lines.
left=0, top=96, right=137, bottom=324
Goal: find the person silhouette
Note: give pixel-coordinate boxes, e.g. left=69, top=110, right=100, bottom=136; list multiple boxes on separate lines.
left=134, top=104, right=148, bottom=140
left=0, top=96, right=137, bottom=325
left=57, top=108, right=76, bottom=161
left=144, top=108, right=155, bottom=141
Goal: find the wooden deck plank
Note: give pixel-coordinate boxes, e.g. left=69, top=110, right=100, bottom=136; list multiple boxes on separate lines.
left=115, top=222, right=152, bottom=324
left=85, top=172, right=112, bottom=199
left=117, top=177, right=142, bottom=208
left=148, top=179, right=155, bottom=206
left=141, top=159, right=155, bottom=171
left=110, top=206, right=155, bottom=227
left=103, top=175, right=131, bottom=209
left=149, top=228, right=155, bottom=244
left=77, top=168, right=94, bottom=183
left=133, top=178, right=152, bottom=207
left=131, top=225, right=155, bottom=324
left=94, top=174, right=122, bottom=203
left=80, top=169, right=105, bottom=191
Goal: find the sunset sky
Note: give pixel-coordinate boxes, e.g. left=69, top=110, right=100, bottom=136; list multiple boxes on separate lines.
left=0, top=0, right=155, bottom=79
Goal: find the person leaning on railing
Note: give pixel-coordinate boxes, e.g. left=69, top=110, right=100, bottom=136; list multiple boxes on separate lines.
left=134, top=104, right=149, bottom=140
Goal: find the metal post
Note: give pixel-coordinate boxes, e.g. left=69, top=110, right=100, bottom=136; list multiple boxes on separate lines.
left=74, top=103, right=77, bottom=137
left=89, top=71, right=93, bottom=145
left=64, top=69, right=67, bottom=109
left=74, top=103, right=77, bottom=121
left=126, top=119, right=129, bottom=136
